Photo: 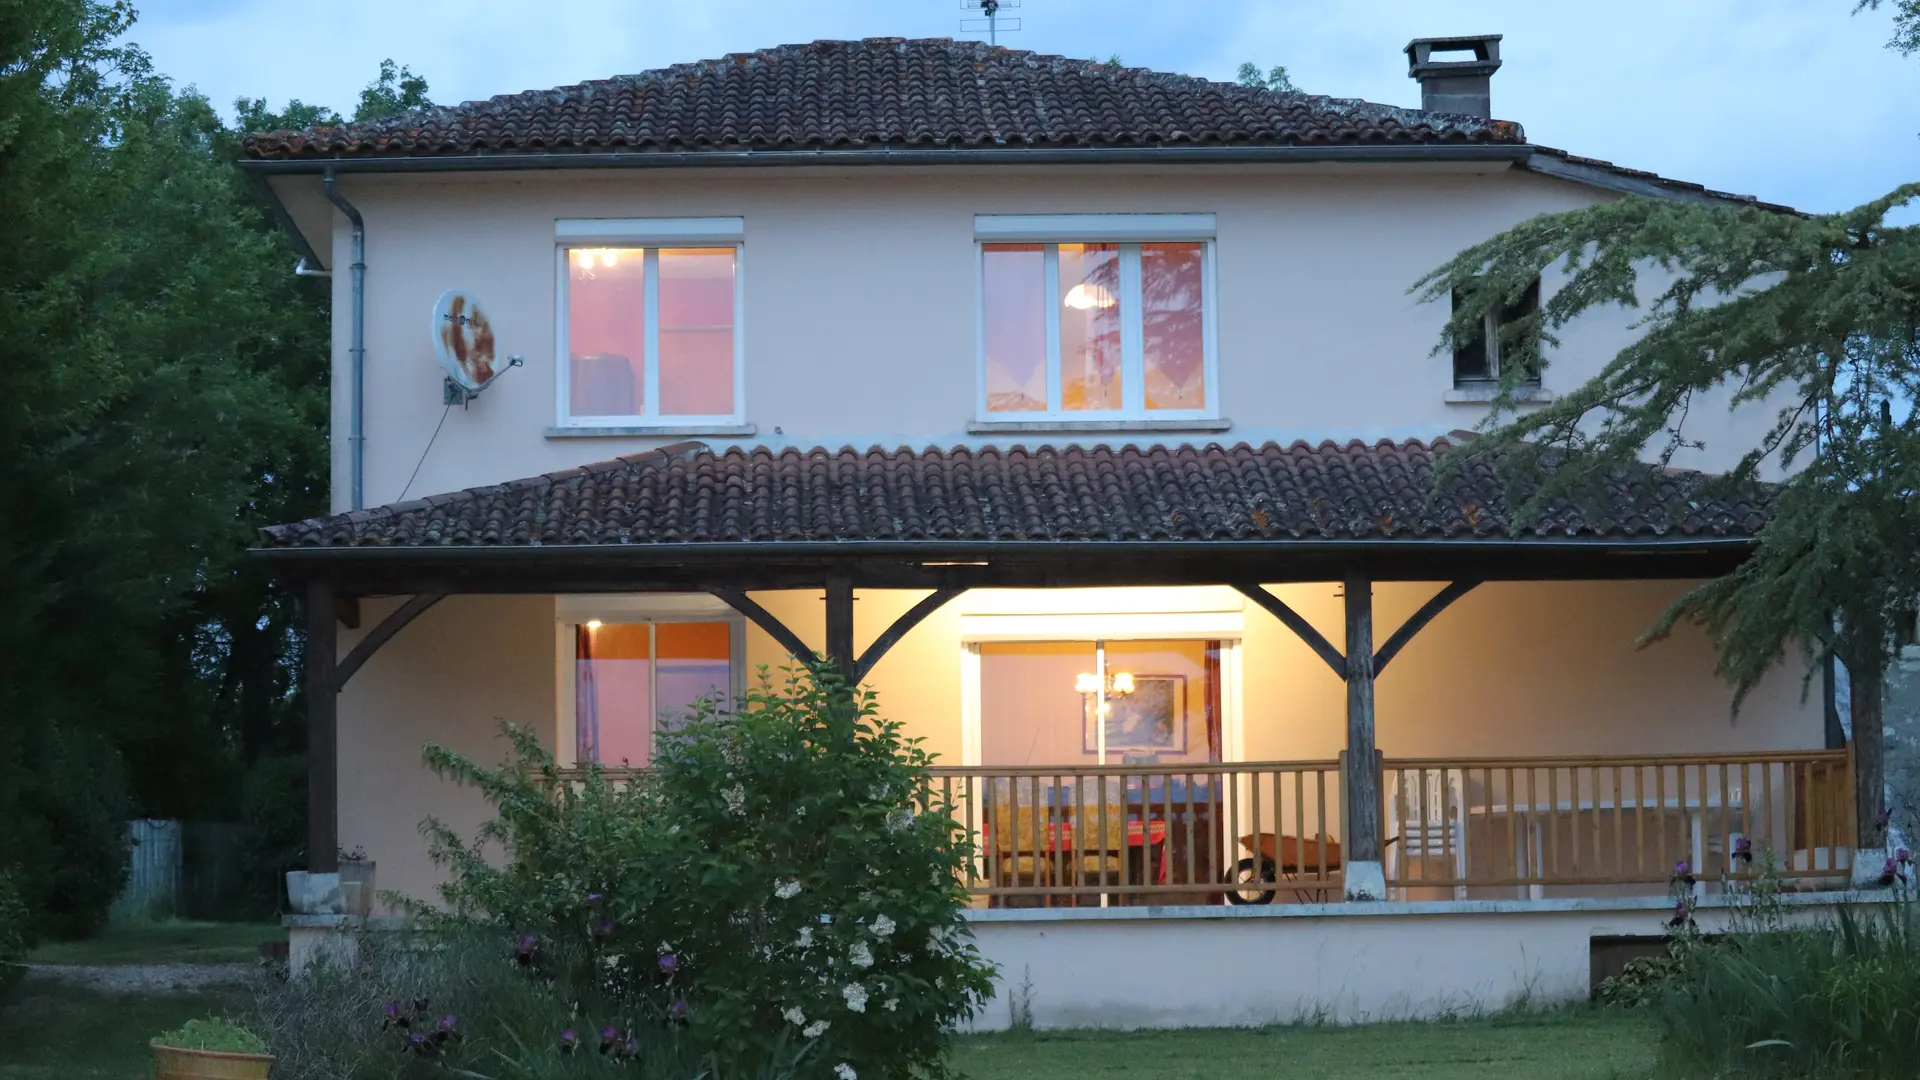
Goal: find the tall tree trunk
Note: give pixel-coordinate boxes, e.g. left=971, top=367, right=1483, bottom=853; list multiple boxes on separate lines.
left=1852, top=658, right=1887, bottom=849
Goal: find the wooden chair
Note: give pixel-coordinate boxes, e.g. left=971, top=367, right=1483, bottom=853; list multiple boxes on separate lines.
left=990, top=801, right=1052, bottom=899
left=1072, top=803, right=1130, bottom=893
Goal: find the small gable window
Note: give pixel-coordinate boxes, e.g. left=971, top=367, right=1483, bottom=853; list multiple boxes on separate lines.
left=1452, top=278, right=1541, bottom=387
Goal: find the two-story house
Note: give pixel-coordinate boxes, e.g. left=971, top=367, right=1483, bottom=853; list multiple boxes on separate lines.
left=245, top=35, right=1870, bottom=1025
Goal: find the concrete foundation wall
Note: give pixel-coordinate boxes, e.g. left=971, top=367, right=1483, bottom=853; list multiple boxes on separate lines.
left=963, top=895, right=1858, bottom=1029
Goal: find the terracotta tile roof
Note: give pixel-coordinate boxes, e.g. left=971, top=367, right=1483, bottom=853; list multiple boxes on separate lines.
left=241, top=38, right=1523, bottom=161
left=256, top=440, right=1767, bottom=551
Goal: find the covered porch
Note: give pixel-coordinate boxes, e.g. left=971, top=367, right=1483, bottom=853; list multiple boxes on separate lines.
left=259, top=441, right=1868, bottom=913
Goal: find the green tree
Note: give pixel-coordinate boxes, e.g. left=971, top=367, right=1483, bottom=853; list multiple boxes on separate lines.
left=0, top=1, right=427, bottom=935
left=1236, top=61, right=1297, bottom=92
left=1413, top=18, right=1919, bottom=854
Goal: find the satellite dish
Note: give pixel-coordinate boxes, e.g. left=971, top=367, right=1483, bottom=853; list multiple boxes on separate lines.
left=432, top=289, right=520, bottom=403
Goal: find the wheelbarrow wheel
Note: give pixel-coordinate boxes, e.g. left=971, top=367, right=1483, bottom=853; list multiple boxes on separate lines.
left=1224, top=857, right=1277, bottom=905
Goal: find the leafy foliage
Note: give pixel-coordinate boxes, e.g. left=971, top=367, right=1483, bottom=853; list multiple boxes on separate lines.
left=0, top=0, right=439, bottom=936
left=152, top=1016, right=270, bottom=1055
left=417, top=670, right=996, bottom=1080
left=1413, top=181, right=1920, bottom=845
left=1235, top=61, right=1297, bottom=92
left=1653, top=898, right=1920, bottom=1079
left=0, top=867, right=30, bottom=1004
left=245, top=927, right=798, bottom=1080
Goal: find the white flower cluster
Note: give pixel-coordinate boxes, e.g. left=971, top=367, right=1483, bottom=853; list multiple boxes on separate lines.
left=883, top=997, right=899, bottom=1012
left=842, top=983, right=868, bottom=1012
left=849, top=942, right=873, bottom=969
left=835, top=1065, right=857, bottom=1080
left=869, top=914, right=895, bottom=938
left=723, top=784, right=746, bottom=815
left=803, top=1019, right=830, bottom=1039
left=782, top=1006, right=806, bottom=1027
left=774, top=879, right=802, bottom=900
left=795, top=926, right=814, bottom=948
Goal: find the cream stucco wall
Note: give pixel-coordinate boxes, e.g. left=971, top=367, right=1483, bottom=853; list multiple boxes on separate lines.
left=292, top=162, right=1775, bottom=512
left=336, top=594, right=558, bottom=909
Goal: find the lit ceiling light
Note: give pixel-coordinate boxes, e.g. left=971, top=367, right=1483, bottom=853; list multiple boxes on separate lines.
left=1074, top=671, right=1135, bottom=695
left=601, top=249, right=619, bottom=267
left=585, top=620, right=603, bottom=630
left=1063, top=282, right=1118, bottom=310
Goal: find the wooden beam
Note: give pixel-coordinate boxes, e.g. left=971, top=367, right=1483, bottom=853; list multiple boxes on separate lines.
left=1371, top=580, right=1481, bottom=676
left=709, top=588, right=819, bottom=667
left=853, top=588, right=965, bottom=684
left=1232, top=582, right=1345, bottom=678
left=334, top=596, right=362, bottom=630
left=304, top=577, right=340, bottom=874
left=333, top=593, right=446, bottom=691
left=1343, top=573, right=1381, bottom=865
left=824, top=576, right=856, bottom=680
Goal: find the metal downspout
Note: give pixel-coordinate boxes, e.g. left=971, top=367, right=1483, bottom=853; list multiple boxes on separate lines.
left=323, top=169, right=367, bottom=510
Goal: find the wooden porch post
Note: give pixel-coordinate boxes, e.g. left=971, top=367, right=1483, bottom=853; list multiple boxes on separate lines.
left=304, top=576, right=339, bottom=874
left=1343, top=572, right=1385, bottom=900
left=824, top=575, right=856, bottom=681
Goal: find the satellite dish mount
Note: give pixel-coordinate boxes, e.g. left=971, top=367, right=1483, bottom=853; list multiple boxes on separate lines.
left=432, top=288, right=523, bottom=406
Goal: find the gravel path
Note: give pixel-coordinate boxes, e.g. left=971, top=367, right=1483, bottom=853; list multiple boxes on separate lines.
left=23, top=962, right=255, bottom=994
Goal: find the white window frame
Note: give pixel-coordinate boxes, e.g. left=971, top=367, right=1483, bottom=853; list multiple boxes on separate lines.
left=554, top=218, right=747, bottom=430
left=974, top=214, right=1219, bottom=423
left=554, top=594, right=747, bottom=768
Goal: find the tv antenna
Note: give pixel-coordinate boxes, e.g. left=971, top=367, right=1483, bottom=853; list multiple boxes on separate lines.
left=961, top=0, right=1020, bottom=46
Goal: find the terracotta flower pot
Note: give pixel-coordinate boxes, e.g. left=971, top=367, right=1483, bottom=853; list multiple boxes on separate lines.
left=153, top=1045, right=274, bottom=1080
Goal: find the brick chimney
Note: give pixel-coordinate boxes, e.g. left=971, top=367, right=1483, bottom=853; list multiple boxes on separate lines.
left=1405, top=34, right=1502, bottom=118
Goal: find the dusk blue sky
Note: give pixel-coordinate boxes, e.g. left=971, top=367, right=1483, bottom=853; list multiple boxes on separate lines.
left=137, top=0, right=1917, bottom=215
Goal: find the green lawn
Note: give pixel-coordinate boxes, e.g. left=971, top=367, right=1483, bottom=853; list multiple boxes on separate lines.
left=955, top=1011, right=1659, bottom=1080
left=26, top=920, right=282, bottom=967
left=0, top=984, right=237, bottom=1080
left=0, top=981, right=1657, bottom=1080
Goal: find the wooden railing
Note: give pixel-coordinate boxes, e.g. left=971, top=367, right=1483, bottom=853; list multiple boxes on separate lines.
left=925, top=761, right=1343, bottom=905
left=1380, top=749, right=1855, bottom=895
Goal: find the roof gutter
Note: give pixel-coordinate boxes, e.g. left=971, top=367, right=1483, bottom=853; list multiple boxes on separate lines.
left=238, top=142, right=1536, bottom=176
left=248, top=533, right=1756, bottom=567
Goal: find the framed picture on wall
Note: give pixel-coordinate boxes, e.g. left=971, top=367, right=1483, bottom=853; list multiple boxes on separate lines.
left=1082, top=674, right=1187, bottom=754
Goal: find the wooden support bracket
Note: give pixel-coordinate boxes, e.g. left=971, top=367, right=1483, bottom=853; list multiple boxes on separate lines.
left=1372, top=580, right=1480, bottom=676
left=853, top=588, right=965, bottom=684
left=1232, top=582, right=1346, bottom=678
left=334, top=592, right=447, bottom=692
left=709, top=588, right=821, bottom=668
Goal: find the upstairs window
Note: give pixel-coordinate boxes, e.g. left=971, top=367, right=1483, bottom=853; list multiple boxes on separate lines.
left=556, top=218, right=744, bottom=428
left=1452, top=278, right=1541, bottom=387
left=977, top=215, right=1216, bottom=421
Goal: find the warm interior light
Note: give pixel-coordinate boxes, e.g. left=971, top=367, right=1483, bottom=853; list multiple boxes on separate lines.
left=1074, top=672, right=1102, bottom=695
left=1110, top=672, right=1135, bottom=695
left=1063, top=282, right=1118, bottom=310
left=585, top=620, right=603, bottom=630
left=601, top=249, right=619, bottom=267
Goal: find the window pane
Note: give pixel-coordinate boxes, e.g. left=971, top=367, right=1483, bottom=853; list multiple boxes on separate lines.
left=1451, top=286, right=1491, bottom=383
left=576, top=623, right=651, bottom=766
left=1100, top=639, right=1215, bottom=765
left=979, top=641, right=1099, bottom=766
left=1057, top=243, right=1123, bottom=411
left=658, top=248, right=736, bottom=416
left=982, top=244, right=1047, bottom=412
left=1142, top=243, right=1206, bottom=410
left=568, top=248, right=645, bottom=416
left=655, top=621, right=732, bottom=731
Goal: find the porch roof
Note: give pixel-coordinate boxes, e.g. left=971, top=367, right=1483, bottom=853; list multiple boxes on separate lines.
left=253, top=439, right=1770, bottom=593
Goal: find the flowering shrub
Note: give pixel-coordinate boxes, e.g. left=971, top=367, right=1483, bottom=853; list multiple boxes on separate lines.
left=419, top=668, right=995, bottom=1080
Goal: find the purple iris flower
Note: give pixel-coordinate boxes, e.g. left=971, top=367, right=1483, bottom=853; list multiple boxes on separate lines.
left=560, top=1028, right=578, bottom=1052
left=659, top=953, right=678, bottom=972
